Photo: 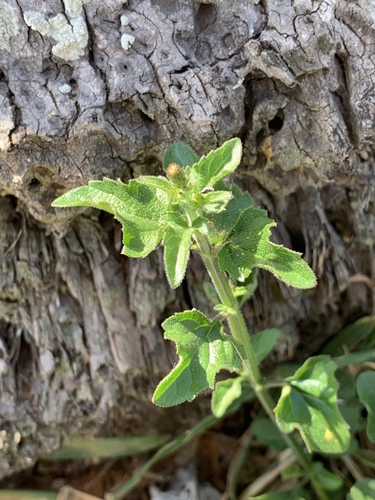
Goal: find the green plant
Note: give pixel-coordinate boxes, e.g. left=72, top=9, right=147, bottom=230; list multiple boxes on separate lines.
left=51, top=139, right=375, bottom=499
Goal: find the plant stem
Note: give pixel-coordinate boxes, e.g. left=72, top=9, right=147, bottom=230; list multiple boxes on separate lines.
left=194, top=232, right=328, bottom=500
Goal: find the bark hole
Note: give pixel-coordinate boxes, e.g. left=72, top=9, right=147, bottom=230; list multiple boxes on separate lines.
left=283, top=194, right=306, bottom=254
left=139, top=109, right=154, bottom=124
left=268, top=109, right=284, bottom=133
left=14, top=334, right=36, bottom=401
left=288, top=230, right=306, bottom=255
left=23, top=165, right=56, bottom=189
left=3, top=195, right=18, bottom=211
left=195, top=3, right=218, bottom=33
left=321, top=185, right=353, bottom=240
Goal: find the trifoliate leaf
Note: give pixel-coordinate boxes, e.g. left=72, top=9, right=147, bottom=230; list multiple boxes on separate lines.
left=356, top=371, right=375, bottom=442
left=53, top=178, right=168, bottom=258
left=275, top=356, right=350, bottom=454
left=185, top=138, right=242, bottom=192
left=152, top=310, right=243, bottom=407
left=163, top=141, right=199, bottom=170
left=218, top=206, right=316, bottom=289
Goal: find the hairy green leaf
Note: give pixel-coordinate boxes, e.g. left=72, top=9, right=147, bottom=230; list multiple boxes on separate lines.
left=53, top=178, right=168, bottom=258
left=233, top=269, right=259, bottom=306
left=218, top=206, right=316, bottom=288
left=211, top=377, right=254, bottom=418
left=163, top=231, right=192, bottom=288
left=163, top=208, right=194, bottom=288
left=163, top=141, right=199, bottom=169
left=210, top=184, right=254, bottom=233
left=275, top=356, right=350, bottom=454
left=137, top=175, right=175, bottom=193
left=201, top=190, right=233, bottom=213
left=356, top=371, right=375, bottom=442
left=153, top=310, right=243, bottom=407
left=185, top=138, right=242, bottom=192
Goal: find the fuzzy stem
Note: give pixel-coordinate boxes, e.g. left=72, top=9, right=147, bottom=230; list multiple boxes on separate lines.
left=194, top=232, right=328, bottom=500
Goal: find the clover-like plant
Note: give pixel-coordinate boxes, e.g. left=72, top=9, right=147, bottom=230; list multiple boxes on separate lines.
left=53, top=139, right=355, bottom=499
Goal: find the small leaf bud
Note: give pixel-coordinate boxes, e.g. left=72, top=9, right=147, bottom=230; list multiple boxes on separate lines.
left=166, top=163, right=188, bottom=188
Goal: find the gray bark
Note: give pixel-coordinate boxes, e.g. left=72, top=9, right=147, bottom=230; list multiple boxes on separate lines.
left=0, top=0, right=374, bottom=477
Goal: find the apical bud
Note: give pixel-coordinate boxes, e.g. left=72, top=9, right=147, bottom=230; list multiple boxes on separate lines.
left=166, top=163, right=188, bottom=188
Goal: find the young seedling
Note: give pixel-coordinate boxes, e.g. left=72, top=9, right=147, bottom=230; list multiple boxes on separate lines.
left=53, top=139, right=354, bottom=499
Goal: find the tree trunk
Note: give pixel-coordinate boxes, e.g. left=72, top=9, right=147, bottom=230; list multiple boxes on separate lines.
left=0, top=0, right=374, bottom=478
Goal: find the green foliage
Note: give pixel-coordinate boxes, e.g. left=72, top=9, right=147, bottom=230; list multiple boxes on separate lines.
left=356, top=371, right=375, bottom=442
left=347, top=478, right=375, bottom=500
left=311, top=462, right=343, bottom=491
left=251, top=417, right=287, bottom=451
left=210, top=329, right=279, bottom=417
left=163, top=140, right=199, bottom=170
left=251, top=328, right=280, bottom=364
left=217, top=203, right=316, bottom=288
left=336, top=370, right=363, bottom=432
left=163, top=208, right=193, bottom=287
left=322, top=316, right=375, bottom=356
left=184, top=137, right=242, bottom=192
left=275, top=356, right=350, bottom=454
left=211, top=376, right=254, bottom=417
left=250, top=492, right=308, bottom=500
left=53, top=178, right=168, bottom=258
left=152, top=310, right=243, bottom=407
left=53, top=138, right=372, bottom=499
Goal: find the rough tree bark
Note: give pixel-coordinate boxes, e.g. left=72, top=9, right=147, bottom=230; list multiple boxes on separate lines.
left=0, top=0, right=374, bottom=478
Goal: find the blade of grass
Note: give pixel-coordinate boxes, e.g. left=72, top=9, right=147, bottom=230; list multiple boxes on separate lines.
left=106, top=414, right=218, bottom=500
left=322, top=317, right=375, bottom=356
left=226, top=428, right=253, bottom=500
left=238, top=449, right=297, bottom=500
left=353, top=449, right=375, bottom=470
left=57, top=486, right=103, bottom=499
left=42, top=435, right=169, bottom=460
left=0, top=492, right=57, bottom=500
